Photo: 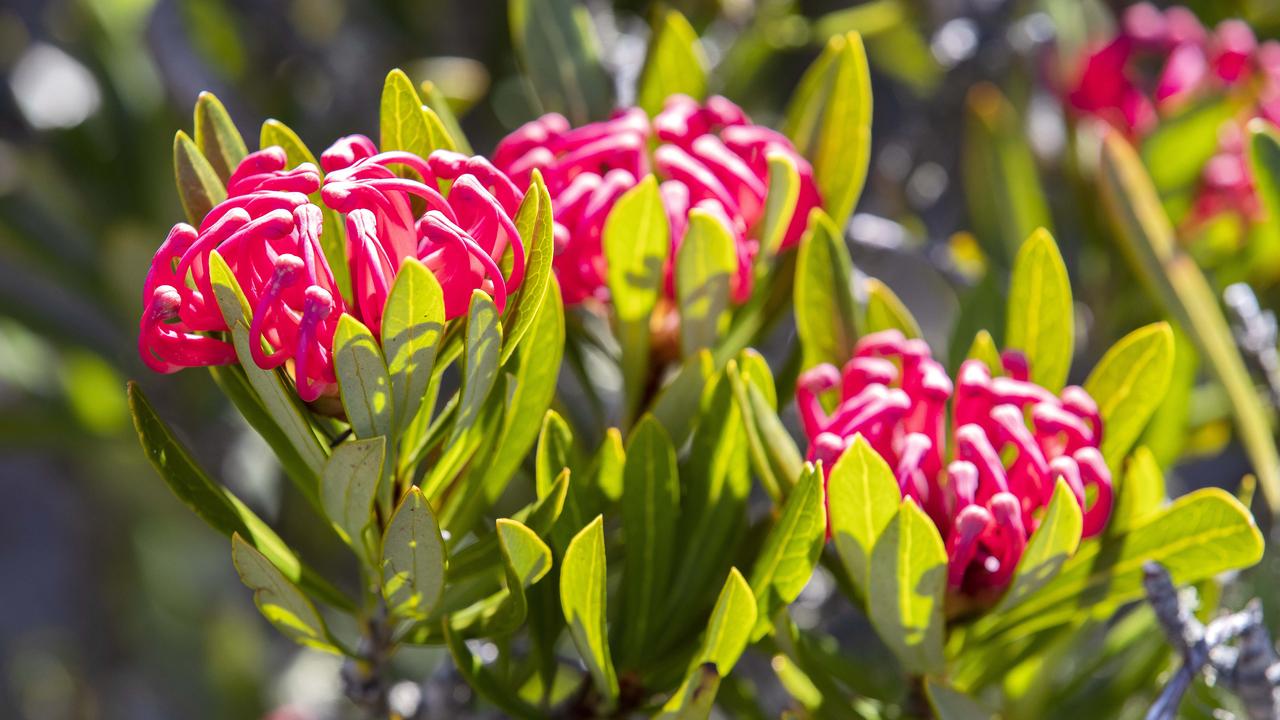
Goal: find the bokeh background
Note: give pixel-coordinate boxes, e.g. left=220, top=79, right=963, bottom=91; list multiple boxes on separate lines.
left=4, top=0, right=1280, bottom=718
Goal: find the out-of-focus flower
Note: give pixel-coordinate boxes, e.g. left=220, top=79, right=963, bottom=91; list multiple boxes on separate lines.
left=1064, top=3, right=1280, bottom=227
left=796, top=330, right=1112, bottom=598
left=140, top=139, right=525, bottom=402
left=493, top=95, right=821, bottom=306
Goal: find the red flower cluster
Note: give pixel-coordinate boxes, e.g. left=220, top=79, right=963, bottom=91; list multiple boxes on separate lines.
left=1067, top=3, right=1280, bottom=223
left=493, top=95, right=821, bottom=306
left=797, top=331, right=1113, bottom=596
left=140, top=139, right=525, bottom=402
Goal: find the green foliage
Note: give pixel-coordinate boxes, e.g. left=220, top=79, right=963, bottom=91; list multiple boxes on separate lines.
left=381, top=486, right=447, bottom=620
left=868, top=499, right=947, bottom=676
left=1083, top=322, right=1176, bottom=470
left=784, top=32, right=872, bottom=231
left=232, top=535, right=339, bottom=654
left=1006, top=228, right=1074, bottom=392
left=508, top=0, right=613, bottom=124
left=747, top=464, right=826, bottom=640
left=560, top=516, right=620, bottom=703
left=637, top=9, right=707, bottom=117
left=828, top=434, right=901, bottom=597
left=676, top=208, right=738, bottom=355
left=794, top=209, right=859, bottom=370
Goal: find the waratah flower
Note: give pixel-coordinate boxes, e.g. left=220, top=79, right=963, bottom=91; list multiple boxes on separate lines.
left=796, top=330, right=1113, bottom=597
left=1065, top=3, right=1280, bottom=226
left=493, top=95, right=822, bottom=306
left=140, top=138, right=525, bottom=402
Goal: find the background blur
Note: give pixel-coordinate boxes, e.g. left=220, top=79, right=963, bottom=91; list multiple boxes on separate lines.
left=4, top=1, right=1280, bottom=718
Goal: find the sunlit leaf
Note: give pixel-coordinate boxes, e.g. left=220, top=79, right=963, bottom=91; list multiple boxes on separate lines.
left=864, top=278, right=922, bottom=339
left=761, top=151, right=801, bottom=257
left=1006, top=228, right=1073, bottom=392
left=748, top=464, right=825, bottom=640
left=828, top=434, right=901, bottom=597
left=381, top=486, right=447, bottom=620
left=794, top=209, right=859, bottom=370
left=503, top=171, right=555, bottom=364
left=993, top=479, right=1081, bottom=614
left=320, top=437, right=384, bottom=564
left=193, top=91, right=247, bottom=183
left=636, top=9, right=707, bottom=117
left=380, top=258, right=445, bottom=436
left=232, top=535, right=339, bottom=653
left=173, top=130, right=226, bottom=226
left=677, top=208, right=738, bottom=355
left=560, top=516, right=620, bottom=703
left=1110, top=446, right=1166, bottom=533
left=868, top=498, right=947, bottom=675
left=783, top=32, right=872, bottom=230
left=509, top=0, right=613, bottom=124
left=1083, top=322, right=1175, bottom=471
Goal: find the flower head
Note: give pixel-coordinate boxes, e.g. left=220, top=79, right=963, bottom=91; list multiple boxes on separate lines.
left=140, top=138, right=525, bottom=402
left=1065, top=4, right=1280, bottom=226
left=494, top=95, right=821, bottom=306
left=797, top=330, right=1113, bottom=597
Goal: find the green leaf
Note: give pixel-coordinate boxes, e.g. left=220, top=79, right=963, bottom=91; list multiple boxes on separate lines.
left=783, top=32, right=872, bottom=230
left=729, top=364, right=804, bottom=504
left=320, top=437, right=384, bottom=562
left=508, top=0, right=613, bottom=125
left=502, top=171, right=555, bottom=364
left=636, top=9, right=707, bottom=117
left=761, top=151, right=802, bottom=257
left=420, top=79, right=474, bottom=154
left=1110, top=446, right=1166, bottom=533
left=381, top=486, right=447, bottom=620
left=605, top=175, right=670, bottom=416
left=748, top=464, right=826, bottom=640
left=451, top=291, right=503, bottom=443
left=380, top=258, right=445, bottom=436
left=618, top=415, right=681, bottom=665
left=827, top=434, right=901, bottom=596
left=676, top=208, right=738, bottom=355
left=868, top=498, right=947, bottom=675
left=657, top=664, right=720, bottom=720
left=129, top=383, right=352, bottom=611
left=477, top=279, right=565, bottom=510
left=1142, top=97, right=1242, bottom=199
left=794, top=209, right=859, bottom=370
left=259, top=119, right=351, bottom=301
left=536, top=410, right=575, bottom=499
left=666, top=369, right=750, bottom=639
left=864, top=278, right=922, bottom=339
left=1006, top=228, right=1073, bottom=392
left=976, top=488, right=1263, bottom=643
left=663, top=569, right=756, bottom=716
left=925, top=678, right=994, bottom=720
left=232, top=535, right=338, bottom=653
left=173, top=130, right=226, bottom=225
left=193, top=91, right=247, bottom=184
left=560, top=515, right=619, bottom=702
left=477, top=518, right=554, bottom=635
left=380, top=68, right=445, bottom=162
left=993, top=479, right=1082, bottom=614
left=965, top=329, right=1003, bottom=375
left=1082, top=322, right=1175, bottom=471
left=208, top=252, right=327, bottom=485
left=595, top=427, right=625, bottom=503
left=1100, top=132, right=1280, bottom=511
left=334, top=313, right=394, bottom=441
left=963, top=83, right=1052, bottom=264
left=651, top=349, right=714, bottom=446
left=446, top=470, right=569, bottom=583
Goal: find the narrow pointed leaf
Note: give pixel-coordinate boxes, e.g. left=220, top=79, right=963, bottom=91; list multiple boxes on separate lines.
left=783, top=32, right=872, bottom=229
left=868, top=498, right=947, bottom=675
left=451, top=290, right=502, bottom=443
left=636, top=9, right=707, bottom=117
left=381, top=486, right=447, bottom=620
left=1083, top=322, right=1175, bottom=471
left=748, top=464, right=825, bottom=640
left=194, top=92, right=247, bottom=183
left=380, top=68, right=442, bottom=162
left=794, top=209, right=859, bottom=370
left=502, top=171, right=555, bottom=363
left=676, top=208, right=737, bottom=355
left=864, top=278, right=922, bottom=339
left=232, top=535, right=338, bottom=653
left=508, top=0, right=613, bottom=124
left=828, top=434, right=901, bottom=595
left=560, top=516, right=619, bottom=703
left=662, top=569, right=755, bottom=716
left=334, top=313, right=394, bottom=441
left=762, top=151, right=801, bottom=257
left=993, top=479, right=1082, bottom=614
left=421, top=79, right=474, bottom=154
left=320, top=437, right=385, bottom=561
left=1006, top=228, right=1073, bottom=392
left=619, top=415, right=680, bottom=664
left=380, top=258, right=445, bottom=435
left=173, top=130, right=226, bottom=225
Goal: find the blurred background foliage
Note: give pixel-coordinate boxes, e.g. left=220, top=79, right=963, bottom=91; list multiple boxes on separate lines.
left=4, top=0, right=1280, bottom=718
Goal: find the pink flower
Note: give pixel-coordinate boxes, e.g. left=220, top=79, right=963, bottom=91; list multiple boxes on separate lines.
left=140, top=139, right=525, bottom=403
left=797, top=330, right=1113, bottom=597
left=493, top=95, right=821, bottom=306
left=1065, top=5, right=1280, bottom=227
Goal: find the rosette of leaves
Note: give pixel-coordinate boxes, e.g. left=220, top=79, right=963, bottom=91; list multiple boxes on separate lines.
left=732, top=225, right=1267, bottom=717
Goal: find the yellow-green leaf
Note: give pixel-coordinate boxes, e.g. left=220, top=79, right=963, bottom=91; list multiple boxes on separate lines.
left=636, top=9, right=707, bottom=117
left=560, top=516, right=620, bottom=703
left=794, top=209, right=859, bottom=370
left=380, top=258, right=445, bottom=434
left=993, top=479, right=1082, bottom=614
left=1006, top=228, right=1073, bottom=392
left=1083, top=322, right=1175, bottom=471
left=232, top=534, right=337, bottom=653
left=381, top=486, right=446, bottom=620
left=864, top=278, right=922, bottom=339
left=194, top=91, right=247, bottom=183
left=828, top=434, right=901, bottom=596
left=173, top=130, right=226, bottom=225
left=868, top=498, right=947, bottom=675
left=748, top=464, right=826, bottom=640
left=676, top=208, right=738, bottom=355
